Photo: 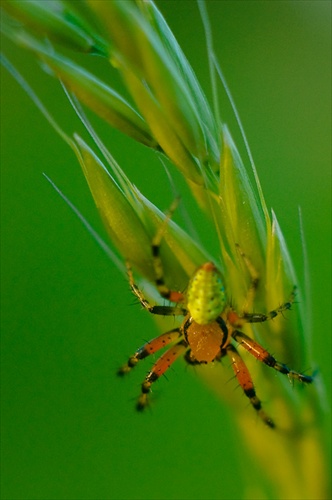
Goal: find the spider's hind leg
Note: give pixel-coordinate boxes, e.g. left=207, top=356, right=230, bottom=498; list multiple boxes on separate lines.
left=235, top=244, right=297, bottom=324
left=150, top=198, right=185, bottom=303
left=126, top=261, right=187, bottom=316
left=241, top=286, right=297, bottom=324
left=235, top=243, right=260, bottom=313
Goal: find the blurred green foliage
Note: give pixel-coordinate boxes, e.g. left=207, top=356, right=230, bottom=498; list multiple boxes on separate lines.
left=1, top=1, right=330, bottom=499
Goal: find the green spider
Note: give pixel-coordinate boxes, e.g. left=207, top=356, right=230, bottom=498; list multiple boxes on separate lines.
left=119, top=213, right=313, bottom=428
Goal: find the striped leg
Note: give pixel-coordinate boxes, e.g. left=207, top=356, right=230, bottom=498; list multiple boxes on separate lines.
left=150, top=198, right=185, bottom=303
left=235, top=244, right=296, bottom=323
left=118, top=328, right=182, bottom=375
left=233, top=330, right=313, bottom=384
left=226, top=344, right=275, bottom=428
left=126, top=262, right=186, bottom=316
left=137, top=340, right=188, bottom=410
left=241, top=287, right=297, bottom=324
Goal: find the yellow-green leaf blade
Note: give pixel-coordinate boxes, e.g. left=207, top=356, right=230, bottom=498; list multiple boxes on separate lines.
left=2, top=0, right=108, bottom=55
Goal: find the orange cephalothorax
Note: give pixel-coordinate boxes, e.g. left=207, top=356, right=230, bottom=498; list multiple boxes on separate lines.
left=185, top=318, right=226, bottom=362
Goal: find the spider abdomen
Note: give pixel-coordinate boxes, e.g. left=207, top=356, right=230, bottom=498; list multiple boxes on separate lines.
left=186, top=262, right=226, bottom=325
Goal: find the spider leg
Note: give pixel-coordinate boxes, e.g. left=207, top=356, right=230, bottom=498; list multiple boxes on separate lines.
left=231, top=287, right=297, bottom=325
left=137, top=340, right=188, bottom=410
left=118, top=328, right=182, bottom=375
left=233, top=330, right=313, bottom=383
left=126, top=261, right=187, bottom=316
left=151, top=198, right=185, bottom=303
left=236, top=243, right=260, bottom=312
left=226, top=344, right=275, bottom=428
left=236, top=244, right=297, bottom=323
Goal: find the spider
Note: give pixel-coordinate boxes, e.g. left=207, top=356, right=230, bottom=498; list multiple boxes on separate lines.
left=118, top=211, right=313, bottom=428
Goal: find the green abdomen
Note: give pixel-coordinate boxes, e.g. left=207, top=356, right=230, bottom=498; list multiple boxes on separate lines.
left=186, top=262, right=227, bottom=325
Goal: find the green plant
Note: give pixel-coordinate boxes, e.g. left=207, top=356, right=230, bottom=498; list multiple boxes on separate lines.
left=1, top=1, right=330, bottom=499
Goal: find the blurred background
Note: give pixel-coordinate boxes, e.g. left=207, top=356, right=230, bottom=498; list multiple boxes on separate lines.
left=1, top=1, right=331, bottom=499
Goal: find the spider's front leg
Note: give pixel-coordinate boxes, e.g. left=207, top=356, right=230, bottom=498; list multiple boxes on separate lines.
left=119, top=264, right=186, bottom=375
left=119, top=261, right=188, bottom=408
left=226, top=344, right=275, bottom=427
left=118, top=329, right=187, bottom=409
left=233, top=330, right=313, bottom=384
left=229, top=276, right=310, bottom=382
left=136, top=340, right=188, bottom=410
left=118, top=328, right=183, bottom=375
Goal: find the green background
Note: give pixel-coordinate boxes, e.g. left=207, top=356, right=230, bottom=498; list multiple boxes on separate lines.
left=1, top=1, right=331, bottom=499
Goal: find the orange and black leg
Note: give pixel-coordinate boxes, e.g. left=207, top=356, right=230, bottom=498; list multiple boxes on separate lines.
left=226, top=344, right=275, bottom=428
left=118, top=328, right=183, bottom=375
left=137, top=340, right=188, bottom=410
left=233, top=330, right=313, bottom=384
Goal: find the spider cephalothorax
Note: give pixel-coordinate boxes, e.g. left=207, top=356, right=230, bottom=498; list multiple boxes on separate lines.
left=118, top=224, right=313, bottom=428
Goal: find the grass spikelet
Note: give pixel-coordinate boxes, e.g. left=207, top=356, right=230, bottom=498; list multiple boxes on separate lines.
left=1, top=1, right=329, bottom=499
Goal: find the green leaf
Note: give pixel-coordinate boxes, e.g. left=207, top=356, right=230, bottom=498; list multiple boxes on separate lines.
left=88, top=0, right=219, bottom=180
left=73, top=136, right=208, bottom=290
left=73, top=135, right=153, bottom=275
left=40, top=50, right=158, bottom=149
left=2, top=0, right=108, bottom=54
